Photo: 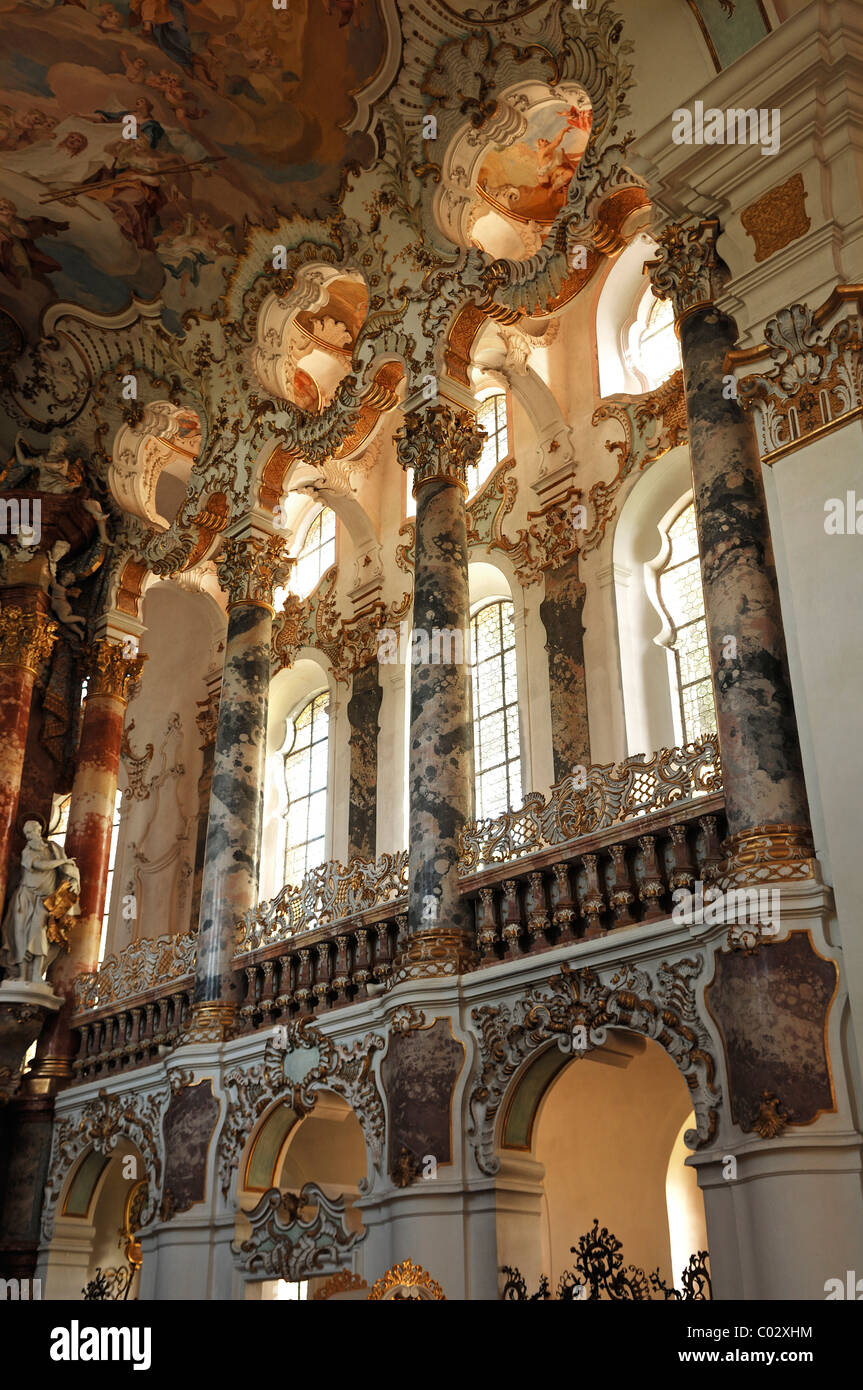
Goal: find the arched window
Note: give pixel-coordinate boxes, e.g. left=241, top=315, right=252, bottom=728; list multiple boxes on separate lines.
left=627, top=290, right=680, bottom=392
left=657, top=503, right=717, bottom=744
left=283, top=691, right=330, bottom=883
left=470, top=393, right=509, bottom=496
left=291, top=507, right=336, bottom=599
left=470, top=600, right=523, bottom=820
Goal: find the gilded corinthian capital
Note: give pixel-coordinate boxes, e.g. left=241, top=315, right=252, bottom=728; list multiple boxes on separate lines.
left=216, top=533, right=293, bottom=611
left=0, top=607, right=58, bottom=674
left=395, top=403, right=485, bottom=494
left=89, top=639, right=146, bottom=702
left=645, top=219, right=727, bottom=323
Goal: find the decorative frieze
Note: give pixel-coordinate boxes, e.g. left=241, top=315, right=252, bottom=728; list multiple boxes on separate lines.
left=459, top=736, right=721, bottom=873
left=468, top=956, right=720, bottom=1176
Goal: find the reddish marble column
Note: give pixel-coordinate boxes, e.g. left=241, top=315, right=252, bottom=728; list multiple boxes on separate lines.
left=0, top=606, right=58, bottom=919
left=30, top=640, right=143, bottom=1084
left=647, top=222, right=811, bottom=859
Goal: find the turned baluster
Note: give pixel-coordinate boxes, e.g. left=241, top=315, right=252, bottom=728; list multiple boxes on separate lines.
left=668, top=823, right=696, bottom=895
left=501, top=880, right=522, bottom=958
left=638, top=835, right=666, bottom=922
left=313, top=943, right=332, bottom=1010
left=259, top=959, right=276, bottom=1016
left=476, top=888, right=499, bottom=959
left=353, top=928, right=372, bottom=995
left=608, top=844, right=636, bottom=928
left=525, top=872, right=549, bottom=950
left=697, top=814, right=723, bottom=884
left=372, top=923, right=393, bottom=983
left=552, top=862, right=577, bottom=940
left=276, top=952, right=295, bottom=1012
left=241, top=965, right=259, bottom=1021
left=580, top=854, right=607, bottom=939
left=332, top=935, right=351, bottom=1001
left=295, top=947, right=313, bottom=1010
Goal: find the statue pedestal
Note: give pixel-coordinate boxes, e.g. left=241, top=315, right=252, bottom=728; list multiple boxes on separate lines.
left=0, top=979, right=61, bottom=1102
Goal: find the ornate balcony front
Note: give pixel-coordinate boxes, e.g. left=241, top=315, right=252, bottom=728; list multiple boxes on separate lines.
left=68, top=738, right=723, bottom=1080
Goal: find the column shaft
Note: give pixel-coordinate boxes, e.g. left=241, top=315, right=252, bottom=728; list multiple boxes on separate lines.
left=539, top=554, right=591, bottom=780
left=191, top=531, right=290, bottom=1035
left=396, top=404, right=483, bottom=976
left=0, top=607, right=57, bottom=918
left=648, top=222, right=811, bottom=849
left=347, top=659, right=382, bottom=861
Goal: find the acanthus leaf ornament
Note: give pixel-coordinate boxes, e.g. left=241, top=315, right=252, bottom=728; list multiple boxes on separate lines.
left=0, top=607, right=58, bottom=674
left=216, top=533, right=293, bottom=611
left=645, top=220, right=726, bottom=322
left=395, top=403, right=485, bottom=493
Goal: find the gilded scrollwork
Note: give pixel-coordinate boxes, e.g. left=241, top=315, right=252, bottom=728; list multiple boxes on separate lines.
left=233, top=1183, right=363, bottom=1281
left=468, top=956, right=720, bottom=1176
left=216, top=533, right=293, bottom=610
left=219, top=1022, right=386, bottom=1198
left=42, top=1083, right=168, bottom=1242
left=0, top=607, right=58, bottom=674
left=396, top=403, right=485, bottom=492
left=72, top=931, right=197, bottom=1013
left=459, top=736, right=721, bottom=873
left=645, top=220, right=725, bottom=321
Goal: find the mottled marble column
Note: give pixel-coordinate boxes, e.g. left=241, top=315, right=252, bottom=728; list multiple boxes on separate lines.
left=0, top=607, right=57, bottom=919
left=648, top=222, right=811, bottom=853
left=395, top=404, right=483, bottom=977
left=191, top=532, right=291, bottom=1038
left=190, top=675, right=221, bottom=932
left=539, top=553, right=591, bottom=781
left=347, top=659, right=382, bottom=862
left=31, top=640, right=144, bottom=1085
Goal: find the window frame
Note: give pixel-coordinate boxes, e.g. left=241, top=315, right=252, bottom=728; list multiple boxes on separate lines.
left=468, top=597, right=523, bottom=822
left=281, top=689, right=331, bottom=885
left=650, top=497, right=717, bottom=747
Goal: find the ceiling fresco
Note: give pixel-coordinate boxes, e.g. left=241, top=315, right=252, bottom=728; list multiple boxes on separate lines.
left=0, top=0, right=386, bottom=340
left=476, top=93, right=593, bottom=227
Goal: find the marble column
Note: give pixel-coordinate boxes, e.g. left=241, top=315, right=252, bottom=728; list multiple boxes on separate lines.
left=347, top=659, right=382, bottom=862
left=395, top=403, right=483, bottom=977
left=29, top=639, right=144, bottom=1086
left=190, top=671, right=221, bottom=931
left=0, top=606, right=58, bottom=919
left=647, top=221, right=811, bottom=862
left=191, top=531, right=291, bottom=1038
left=539, top=553, right=591, bottom=781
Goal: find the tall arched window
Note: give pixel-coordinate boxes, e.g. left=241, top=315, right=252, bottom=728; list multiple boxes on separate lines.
left=627, top=290, right=680, bottom=391
left=470, top=393, right=509, bottom=496
left=283, top=691, right=330, bottom=883
left=657, top=503, right=717, bottom=744
left=470, top=600, right=523, bottom=820
left=291, top=507, right=336, bottom=599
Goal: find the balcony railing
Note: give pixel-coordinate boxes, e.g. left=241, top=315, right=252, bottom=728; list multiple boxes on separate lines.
left=69, top=738, right=723, bottom=1079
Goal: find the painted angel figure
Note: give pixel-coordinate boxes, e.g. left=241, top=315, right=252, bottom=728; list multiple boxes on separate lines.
left=0, top=820, right=80, bottom=983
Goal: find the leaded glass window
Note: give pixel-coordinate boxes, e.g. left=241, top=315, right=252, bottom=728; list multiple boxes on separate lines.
left=469, top=394, right=509, bottom=496
left=629, top=291, right=680, bottom=390
left=291, top=507, right=336, bottom=599
left=283, top=691, right=330, bottom=884
left=470, top=600, right=523, bottom=820
left=659, top=504, right=717, bottom=743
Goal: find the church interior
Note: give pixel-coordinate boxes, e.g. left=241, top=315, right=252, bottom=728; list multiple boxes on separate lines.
left=0, top=0, right=861, bottom=1306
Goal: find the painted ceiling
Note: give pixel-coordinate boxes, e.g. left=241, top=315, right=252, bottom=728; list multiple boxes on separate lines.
left=0, top=0, right=386, bottom=340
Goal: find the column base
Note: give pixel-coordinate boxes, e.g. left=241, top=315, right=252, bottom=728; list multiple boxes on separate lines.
left=719, top=823, right=816, bottom=888
left=185, top=1000, right=238, bottom=1044
left=391, top=929, right=476, bottom=984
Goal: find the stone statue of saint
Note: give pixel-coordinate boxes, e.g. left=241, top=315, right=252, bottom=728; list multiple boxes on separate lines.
left=0, top=820, right=80, bottom=983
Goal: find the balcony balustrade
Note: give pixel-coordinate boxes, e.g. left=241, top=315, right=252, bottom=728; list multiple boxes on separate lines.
left=68, top=738, right=722, bottom=1080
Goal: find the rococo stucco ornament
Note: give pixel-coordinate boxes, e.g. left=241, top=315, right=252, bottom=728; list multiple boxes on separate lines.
left=468, top=956, right=721, bottom=1176
left=233, top=1183, right=364, bottom=1282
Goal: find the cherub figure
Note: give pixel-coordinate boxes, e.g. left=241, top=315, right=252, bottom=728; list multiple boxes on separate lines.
left=47, top=539, right=86, bottom=638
